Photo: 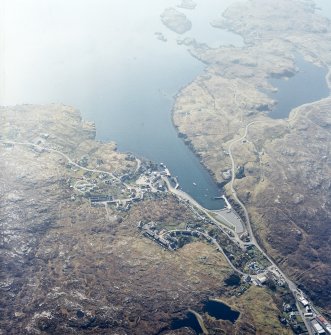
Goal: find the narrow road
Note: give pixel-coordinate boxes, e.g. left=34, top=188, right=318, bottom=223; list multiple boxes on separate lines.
left=226, top=123, right=313, bottom=334
left=134, top=158, right=141, bottom=174
left=163, top=178, right=248, bottom=274
left=162, top=176, right=239, bottom=240
left=166, top=229, right=245, bottom=275
left=227, top=124, right=298, bottom=286
left=227, top=123, right=299, bottom=285
left=0, top=140, right=126, bottom=187
left=2, top=139, right=316, bottom=333
left=227, top=121, right=261, bottom=241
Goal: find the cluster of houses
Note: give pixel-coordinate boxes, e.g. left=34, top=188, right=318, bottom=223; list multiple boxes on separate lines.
left=137, top=221, right=178, bottom=250
left=68, top=159, right=172, bottom=211
left=137, top=221, right=211, bottom=251
left=247, top=261, right=264, bottom=275
left=279, top=303, right=307, bottom=334
left=298, top=296, right=331, bottom=335
left=221, top=165, right=245, bottom=181
left=89, top=189, right=144, bottom=211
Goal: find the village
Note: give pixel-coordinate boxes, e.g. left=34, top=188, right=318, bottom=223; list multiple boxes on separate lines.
left=66, top=155, right=171, bottom=211
left=2, top=135, right=330, bottom=335
left=137, top=212, right=331, bottom=335
left=65, top=152, right=331, bottom=335
left=65, top=151, right=279, bottom=284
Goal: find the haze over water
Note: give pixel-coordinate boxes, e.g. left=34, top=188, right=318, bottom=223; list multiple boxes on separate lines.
left=1, top=0, right=242, bottom=209
left=2, top=0, right=329, bottom=209
left=314, top=0, right=331, bottom=19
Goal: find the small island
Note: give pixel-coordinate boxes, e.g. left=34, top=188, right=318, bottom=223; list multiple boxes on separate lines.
left=161, top=7, right=192, bottom=34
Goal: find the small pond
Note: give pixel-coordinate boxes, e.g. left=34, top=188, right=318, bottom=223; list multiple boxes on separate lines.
left=203, top=300, right=240, bottom=324
left=170, top=311, right=203, bottom=334
left=167, top=300, right=240, bottom=334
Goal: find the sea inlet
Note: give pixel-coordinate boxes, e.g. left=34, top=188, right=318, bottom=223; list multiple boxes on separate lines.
left=4, top=1, right=329, bottom=209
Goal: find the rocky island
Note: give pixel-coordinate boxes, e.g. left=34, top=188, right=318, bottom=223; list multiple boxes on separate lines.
left=161, top=8, right=192, bottom=34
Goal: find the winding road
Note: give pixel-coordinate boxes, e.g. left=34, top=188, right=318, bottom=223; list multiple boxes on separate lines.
left=227, top=121, right=261, bottom=242
left=0, top=138, right=317, bottom=333
left=226, top=122, right=314, bottom=334
left=0, top=140, right=126, bottom=187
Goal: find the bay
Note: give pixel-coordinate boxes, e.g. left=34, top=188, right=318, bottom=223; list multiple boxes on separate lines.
left=269, top=55, right=329, bottom=119
left=2, top=0, right=242, bottom=209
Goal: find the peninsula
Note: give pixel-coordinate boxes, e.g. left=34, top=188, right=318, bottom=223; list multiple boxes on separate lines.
left=173, top=0, right=331, bottom=331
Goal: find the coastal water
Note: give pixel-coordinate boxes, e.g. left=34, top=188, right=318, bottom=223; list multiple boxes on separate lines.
left=266, top=0, right=331, bottom=119
left=4, top=1, right=328, bottom=208
left=268, top=55, right=329, bottom=119
left=177, top=0, right=244, bottom=48
left=1, top=0, right=242, bottom=209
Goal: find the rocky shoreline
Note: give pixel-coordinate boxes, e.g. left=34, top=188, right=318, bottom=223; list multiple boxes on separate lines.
left=0, top=104, right=294, bottom=334
left=171, top=0, right=331, bottom=315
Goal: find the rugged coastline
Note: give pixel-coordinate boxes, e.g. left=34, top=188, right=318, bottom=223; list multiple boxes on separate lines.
left=172, top=0, right=331, bottom=318
left=0, top=104, right=298, bottom=334
left=1, top=1, right=331, bottom=334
